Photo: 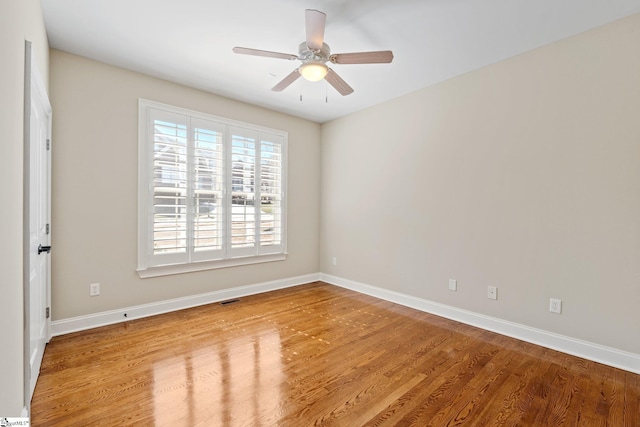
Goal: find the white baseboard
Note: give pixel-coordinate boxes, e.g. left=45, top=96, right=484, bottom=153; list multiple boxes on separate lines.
left=321, top=273, right=640, bottom=375
left=51, top=271, right=639, bottom=374
left=51, top=273, right=321, bottom=336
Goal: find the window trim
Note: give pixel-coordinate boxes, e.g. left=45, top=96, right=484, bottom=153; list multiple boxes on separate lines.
left=137, top=99, right=287, bottom=278
left=137, top=253, right=287, bottom=279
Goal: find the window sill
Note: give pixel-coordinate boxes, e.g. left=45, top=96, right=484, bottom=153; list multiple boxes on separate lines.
left=137, top=253, right=287, bottom=278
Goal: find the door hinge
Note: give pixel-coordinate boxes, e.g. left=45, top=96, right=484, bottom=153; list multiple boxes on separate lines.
left=46, top=223, right=50, bottom=234
left=46, top=139, right=50, bottom=150
left=46, top=307, right=50, bottom=319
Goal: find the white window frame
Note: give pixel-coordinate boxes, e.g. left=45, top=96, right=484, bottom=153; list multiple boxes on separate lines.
left=137, top=99, right=287, bottom=278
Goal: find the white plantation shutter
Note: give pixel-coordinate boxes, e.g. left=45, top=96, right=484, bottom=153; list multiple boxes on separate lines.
left=138, top=100, right=287, bottom=275
left=150, top=110, right=189, bottom=265
left=259, top=135, right=284, bottom=253
left=229, top=128, right=257, bottom=257
left=191, top=118, right=225, bottom=261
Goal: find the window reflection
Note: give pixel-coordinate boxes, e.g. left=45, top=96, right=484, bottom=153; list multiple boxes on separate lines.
left=153, top=329, right=283, bottom=425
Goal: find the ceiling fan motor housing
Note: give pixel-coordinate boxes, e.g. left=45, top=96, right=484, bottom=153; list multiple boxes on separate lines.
left=299, top=41, right=330, bottom=64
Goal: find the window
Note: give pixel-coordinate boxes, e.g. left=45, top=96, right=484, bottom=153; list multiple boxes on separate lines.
left=138, top=99, right=287, bottom=277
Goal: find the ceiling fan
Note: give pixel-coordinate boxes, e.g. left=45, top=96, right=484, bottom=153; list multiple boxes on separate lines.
left=233, top=9, right=394, bottom=96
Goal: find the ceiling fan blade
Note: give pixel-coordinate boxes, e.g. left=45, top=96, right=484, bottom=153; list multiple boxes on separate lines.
left=233, top=47, right=298, bottom=61
left=305, top=9, right=326, bottom=50
left=272, top=69, right=301, bottom=92
left=330, top=50, right=394, bottom=64
left=325, top=68, right=354, bottom=96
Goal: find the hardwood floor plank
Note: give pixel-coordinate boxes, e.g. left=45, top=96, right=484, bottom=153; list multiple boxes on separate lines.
left=390, top=344, right=504, bottom=425
left=426, top=345, right=520, bottom=425
left=348, top=373, right=427, bottom=426
left=624, top=370, right=640, bottom=426
left=31, top=282, right=640, bottom=426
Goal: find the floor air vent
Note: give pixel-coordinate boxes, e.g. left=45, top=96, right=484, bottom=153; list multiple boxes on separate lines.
left=220, top=298, right=241, bottom=306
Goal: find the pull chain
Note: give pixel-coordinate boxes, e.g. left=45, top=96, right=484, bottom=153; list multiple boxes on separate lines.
left=325, top=80, right=328, bottom=103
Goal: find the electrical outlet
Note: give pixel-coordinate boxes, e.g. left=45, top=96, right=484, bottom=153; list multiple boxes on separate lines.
left=549, top=298, right=562, bottom=314
left=448, top=279, right=457, bottom=291
left=487, top=286, right=497, bottom=300
left=332, top=257, right=337, bottom=266
left=90, top=283, right=100, bottom=297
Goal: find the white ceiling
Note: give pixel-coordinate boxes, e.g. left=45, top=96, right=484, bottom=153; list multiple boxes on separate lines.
left=41, top=0, right=640, bottom=123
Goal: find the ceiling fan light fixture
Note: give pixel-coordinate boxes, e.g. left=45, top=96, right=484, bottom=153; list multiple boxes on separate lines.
left=299, top=61, right=328, bottom=82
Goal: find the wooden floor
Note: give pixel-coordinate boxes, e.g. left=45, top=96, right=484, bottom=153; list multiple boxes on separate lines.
left=32, top=282, right=639, bottom=426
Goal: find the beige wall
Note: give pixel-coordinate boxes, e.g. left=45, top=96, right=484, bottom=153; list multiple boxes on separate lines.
left=321, top=14, right=640, bottom=354
left=49, top=50, right=320, bottom=320
left=0, top=0, right=49, bottom=416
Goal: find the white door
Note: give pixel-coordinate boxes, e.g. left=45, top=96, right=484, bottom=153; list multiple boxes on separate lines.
left=24, top=41, right=52, bottom=404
